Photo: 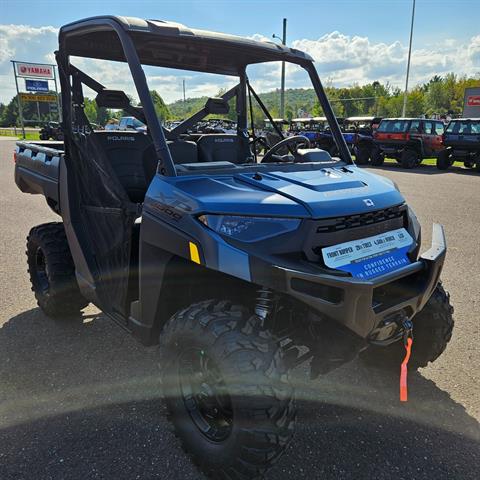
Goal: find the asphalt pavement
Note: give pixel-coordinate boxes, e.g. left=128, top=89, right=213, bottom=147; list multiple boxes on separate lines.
left=0, top=138, right=478, bottom=479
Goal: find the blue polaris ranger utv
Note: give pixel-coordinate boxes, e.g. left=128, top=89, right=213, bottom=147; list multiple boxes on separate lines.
left=14, top=16, right=453, bottom=479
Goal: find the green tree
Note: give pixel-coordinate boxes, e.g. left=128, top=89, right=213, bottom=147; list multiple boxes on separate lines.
left=150, top=90, right=171, bottom=121
left=0, top=97, right=19, bottom=126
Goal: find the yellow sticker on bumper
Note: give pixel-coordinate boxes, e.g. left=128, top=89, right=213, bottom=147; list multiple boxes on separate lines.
left=189, top=242, right=201, bottom=264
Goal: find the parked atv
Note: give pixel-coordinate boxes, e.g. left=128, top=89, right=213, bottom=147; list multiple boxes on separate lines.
left=39, top=121, right=64, bottom=140
left=14, top=16, right=453, bottom=479
left=373, top=118, right=445, bottom=168
left=437, top=118, right=480, bottom=171
left=345, top=116, right=383, bottom=164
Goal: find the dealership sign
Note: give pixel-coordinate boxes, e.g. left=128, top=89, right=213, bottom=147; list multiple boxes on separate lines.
left=466, top=95, right=480, bottom=107
left=25, top=79, right=49, bottom=92
left=20, top=93, right=57, bottom=103
left=16, top=63, right=54, bottom=79
left=463, top=87, right=480, bottom=117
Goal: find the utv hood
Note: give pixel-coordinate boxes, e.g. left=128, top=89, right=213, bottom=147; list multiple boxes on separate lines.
left=150, top=166, right=405, bottom=219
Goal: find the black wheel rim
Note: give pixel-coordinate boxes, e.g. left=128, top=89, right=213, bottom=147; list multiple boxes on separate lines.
left=33, top=246, right=49, bottom=293
left=179, top=349, right=233, bottom=442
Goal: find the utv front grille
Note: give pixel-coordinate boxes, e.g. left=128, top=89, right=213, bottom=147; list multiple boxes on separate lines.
left=315, top=205, right=405, bottom=233
left=303, top=204, right=408, bottom=262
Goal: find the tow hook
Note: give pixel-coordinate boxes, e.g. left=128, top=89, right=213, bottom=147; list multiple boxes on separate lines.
left=399, top=317, right=414, bottom=402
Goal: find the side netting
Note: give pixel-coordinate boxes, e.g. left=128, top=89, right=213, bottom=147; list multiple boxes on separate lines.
left=60, top=64, right=139, bottom=316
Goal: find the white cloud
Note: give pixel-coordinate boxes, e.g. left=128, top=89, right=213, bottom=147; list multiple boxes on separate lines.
left=0, top=24, right=478, bottom=106
left=291, top=32, right=480, bottom=87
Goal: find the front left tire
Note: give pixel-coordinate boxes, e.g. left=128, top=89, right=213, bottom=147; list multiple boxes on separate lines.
left=159, top=300, right=296, bottom=479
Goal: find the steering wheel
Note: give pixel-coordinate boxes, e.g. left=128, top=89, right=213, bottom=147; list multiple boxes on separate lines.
left=261, top=135, right=311, bottom=163
left=249, top=136, right=270, bottom=155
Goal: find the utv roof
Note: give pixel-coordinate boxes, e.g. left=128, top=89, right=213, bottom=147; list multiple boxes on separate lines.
left=380, top=118, right=440, bottom=121
left=448, top=117, right=480, bottom=121
left=264, top=118, right=289, bottom=124
left=345, top=116, right=380, bottom=122
left=59, top=16, right=314, bottom=76
left=291, top=117, right=314, bottom=122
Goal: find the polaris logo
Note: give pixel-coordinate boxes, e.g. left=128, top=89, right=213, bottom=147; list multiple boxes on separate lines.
left=107, top=135, right=135, bottom=142
left=214, top=138, right=234, bottom=143
left=363, top=199, right=375, bottom=207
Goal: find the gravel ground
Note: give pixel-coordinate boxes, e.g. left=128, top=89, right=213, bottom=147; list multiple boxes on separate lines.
left=1, top=138, right=478, bottom=479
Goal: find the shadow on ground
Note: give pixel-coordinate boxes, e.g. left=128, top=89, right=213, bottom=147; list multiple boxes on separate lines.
left=1, top=308, right=479, bottom=479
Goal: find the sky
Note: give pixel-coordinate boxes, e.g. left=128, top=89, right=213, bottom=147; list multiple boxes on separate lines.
left=1, top=0, right=479, bottom=105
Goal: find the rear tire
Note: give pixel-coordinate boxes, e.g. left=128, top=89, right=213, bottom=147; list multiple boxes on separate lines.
left=437, top=150, right=451, bottom=170
left=26, top=222, right=88, bottom=318
left=370, top=147, right=385, bottom=166
left=360, top=283, right=454, bottom=371
left=159, top=300, right=296, bottom=479
left=400, top=149, right=418, bottom=169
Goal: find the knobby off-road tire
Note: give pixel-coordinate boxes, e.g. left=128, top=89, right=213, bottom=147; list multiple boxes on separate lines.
left=370, top=147, right=385, bottom=166
left=159, top=300, right=296, bottom=479
left=355, top=145, right=370, bottom=165
left=26, top=222, right=88, bottom=318
left=437, top=149, right=451, bottom=170
left=400, top=149, right=419, bottom=169
left=360, top=284, right=454, bottom=371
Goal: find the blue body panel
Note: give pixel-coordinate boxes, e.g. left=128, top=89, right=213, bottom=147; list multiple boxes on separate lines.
left=145, top=166, right=404, bottom=220
left=342, top=132, right=356, bottom=144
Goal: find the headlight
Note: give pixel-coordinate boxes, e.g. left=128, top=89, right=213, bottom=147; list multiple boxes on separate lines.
left=199, top=215, right=300, bottom=242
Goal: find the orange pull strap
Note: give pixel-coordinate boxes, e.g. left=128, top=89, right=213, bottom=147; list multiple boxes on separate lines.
left=400, top=337, right=413, bottom=402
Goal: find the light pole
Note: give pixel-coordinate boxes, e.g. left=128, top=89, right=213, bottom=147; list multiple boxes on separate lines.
left=372, top=80, right=380, bottom=116
left=402, top=0, right=416, bottom=117
left=273, top=18, right=287, bottom=119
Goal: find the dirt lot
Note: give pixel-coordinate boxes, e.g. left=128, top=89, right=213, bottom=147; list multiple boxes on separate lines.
left=0, top=138, right=478, bottom=479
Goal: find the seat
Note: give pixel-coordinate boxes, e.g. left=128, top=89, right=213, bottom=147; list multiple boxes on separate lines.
left=167, top=140, right=198, bottom=164
left=197, top=134, right=251, bottom=164
left=93, top=131, right=157, bottom=203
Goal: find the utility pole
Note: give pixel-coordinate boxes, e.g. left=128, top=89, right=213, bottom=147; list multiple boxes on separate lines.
left=11, top=61, right=26, bottom=138
left=402, top=0, right=416, bottom=117
left=273, top=18, right=287, bottom=119
left=182, top=79, right=186, bottom=103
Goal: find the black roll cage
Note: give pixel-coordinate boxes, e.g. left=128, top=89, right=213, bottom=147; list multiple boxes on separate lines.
left=57, top=16, right=352, bottom=177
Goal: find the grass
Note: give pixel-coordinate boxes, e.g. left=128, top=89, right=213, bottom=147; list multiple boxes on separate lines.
left=0, top=129, right=40, bottom=140
left=382, top=157, right=465, bottom=168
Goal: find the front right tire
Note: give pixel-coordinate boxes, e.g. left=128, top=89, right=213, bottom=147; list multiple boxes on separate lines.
left=159, top=300, right=296, bottom=479
left=360, top=283, right=454, bottom=371
left=355, top=145, right=371, bottom=165
left=370, top=147, right=385, bottom=166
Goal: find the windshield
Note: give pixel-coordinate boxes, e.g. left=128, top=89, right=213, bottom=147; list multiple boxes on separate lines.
left=66, top=49, right=349, bottom=172
left=446, top=120, right=480, bottom=134
left=377, top=119, right=410, bottom=133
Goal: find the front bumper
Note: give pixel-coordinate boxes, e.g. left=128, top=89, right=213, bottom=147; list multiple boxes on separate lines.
left=257, top=224, right=446, bottom=339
